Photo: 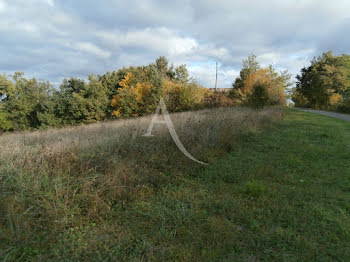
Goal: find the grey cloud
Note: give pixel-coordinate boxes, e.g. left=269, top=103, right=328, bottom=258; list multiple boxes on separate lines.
left=0, top=0, right=350, bottom=87
left=317, top=18, right=350, bottom=55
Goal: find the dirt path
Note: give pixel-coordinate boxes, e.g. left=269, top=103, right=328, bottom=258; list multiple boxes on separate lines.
left=295, top=108, right=350, bottom=122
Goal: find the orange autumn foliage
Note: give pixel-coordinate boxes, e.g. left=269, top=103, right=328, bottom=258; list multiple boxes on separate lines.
left=238, top=68, right=286, bottom=106
left=111, top=72, right=162, bottom=117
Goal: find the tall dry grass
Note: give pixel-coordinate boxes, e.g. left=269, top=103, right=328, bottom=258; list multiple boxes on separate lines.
left=0, top=106, right=283, bottom=260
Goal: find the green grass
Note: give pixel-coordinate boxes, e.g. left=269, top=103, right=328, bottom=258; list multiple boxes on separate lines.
left=1, top=108, right=350, bottom=261
left=190, top=109, right=350, bottom=261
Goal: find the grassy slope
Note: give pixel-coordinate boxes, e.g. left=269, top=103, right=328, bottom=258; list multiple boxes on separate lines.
left=109, top=108, right=350, bottom=262
left=1, top=108, right=350, bottom=261
left=190, top=109, right=350, bottom=261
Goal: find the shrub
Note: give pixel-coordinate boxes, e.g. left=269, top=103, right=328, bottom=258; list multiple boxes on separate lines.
left=337, top=98, right=350, bottom=113
left=248, top=83, right=270, bottom=109
left=291, top=89, right=309, bottom=108
left=0, top=107, right=13, bottom=131
left=329, top=93, right=344, bottom=111
left=204, top=92, right=236, bottom=108
left=163, top=79, right=208, bottom=112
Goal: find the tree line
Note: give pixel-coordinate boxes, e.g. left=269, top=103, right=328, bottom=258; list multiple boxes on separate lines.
left=0, top=55, right=291, bottom=132
left=0, top=57, right=206, bottom=131
left=292, top=51, right=350, bottom=112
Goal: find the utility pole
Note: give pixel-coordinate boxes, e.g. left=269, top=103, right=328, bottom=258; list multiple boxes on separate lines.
left=215, top=61, right=218, bottom=92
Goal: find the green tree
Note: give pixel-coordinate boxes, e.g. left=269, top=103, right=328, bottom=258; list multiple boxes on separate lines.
left=0, top=104, right=12, bottom=131
left=155, top=56, right=169, bottom=76
left=174, top=64, right=190, bottom=83
left=0, top=73, right=57, bottom=130
left=231, top=54, right=260, bottom=95
left=56, top=76, right=109, bottom=124
left=295, top=52, right=350, bottom=109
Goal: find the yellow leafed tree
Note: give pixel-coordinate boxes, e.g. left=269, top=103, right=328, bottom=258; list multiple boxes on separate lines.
left=238, top=68, right=286, bottom=106
left=110, top=71, right=162, bottom=118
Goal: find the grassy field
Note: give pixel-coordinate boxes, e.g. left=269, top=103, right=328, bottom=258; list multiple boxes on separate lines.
left=0, top=107, right=349, bottom=261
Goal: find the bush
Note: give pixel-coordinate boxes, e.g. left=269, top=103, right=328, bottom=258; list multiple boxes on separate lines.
left=0, top=109, right=13, bottom=131
left=291, top=90, right=309, bottom=108
left=337, top=98, right=350, bottom=113
left=203, top=92, right=235, bottom=108
left=329, top=94, right=343, bottom=107
left=248, top=83, right=270, bottom=109
left=163, top=79, right=207, bottom=112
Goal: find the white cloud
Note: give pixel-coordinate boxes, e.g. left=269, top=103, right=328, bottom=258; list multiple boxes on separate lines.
left=73, top=42, right=111, bottom=58
left=0, top=1, right=6, bottom=13
left=19, top=22, right=38, bottom=34
left=0, top=20, right=38, bottom=35
left=97, top=27, right=198, bottom=57
left=257, top=52, right=281, bottom=67
left=168, top=37, right=197, bottom=57
left=96, top=27, right=235, bottom=67
left=189, top=62, right=239, bottom=89
left=46, top=0, right=54, bottom=7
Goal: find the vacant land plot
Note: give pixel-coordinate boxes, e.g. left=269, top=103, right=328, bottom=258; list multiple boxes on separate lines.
left=1, top=108, right=349, bottom=261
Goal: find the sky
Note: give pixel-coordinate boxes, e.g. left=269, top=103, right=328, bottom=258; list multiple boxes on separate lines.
left=0, top=0, right=350, bottom=88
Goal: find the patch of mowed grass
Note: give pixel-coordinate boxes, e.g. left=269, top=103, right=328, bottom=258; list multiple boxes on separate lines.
left=1, top=108, right=350, bottom=261
left=194, top=109, right=350, bottom=261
